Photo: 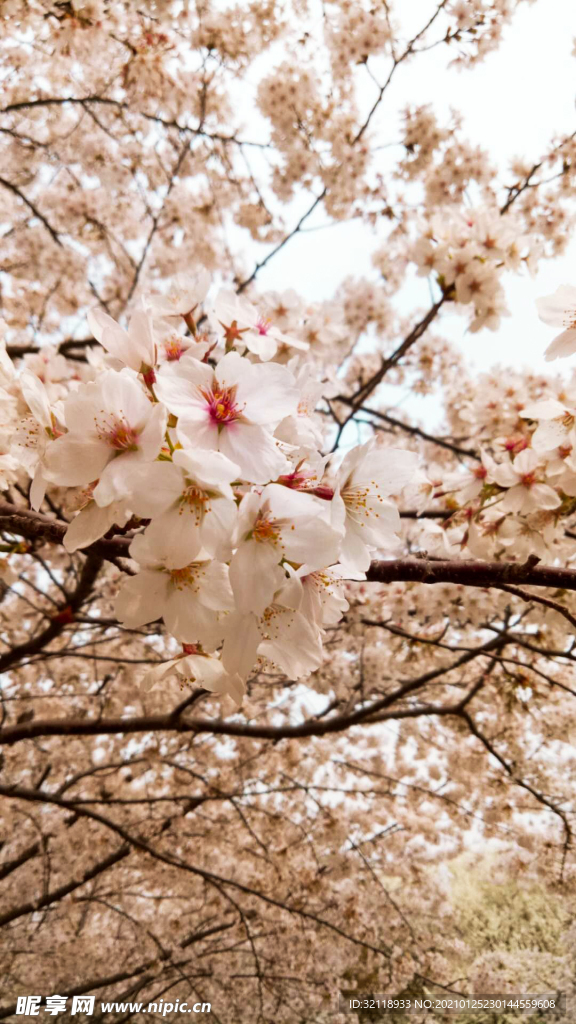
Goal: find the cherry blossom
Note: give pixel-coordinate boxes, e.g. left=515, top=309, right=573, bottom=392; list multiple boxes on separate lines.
left=331, top=441, right=419, bottom=570
left=43, top=371, right=166, bottom=505
left=229, top=484, right=342, bottom=616
left=63, top=496, right=133, bottom=554
left=222, top=574, right=324, bottom=681
left=87, top=309, right=157, bottom=376
left=489, top=448, right=562, bottom=514
left=115, top=529, right=235, bottom=648
left=3, top=1, right=576, bottom=1011
left=521, top=397, right=576, bottom=451
left=210, top=290, right=309, bottom=361
left=145, top=270, right=211, bottom=319
left=13, top=371, right=64, bottom=510
left=294, top=563, right=363, bottom=627
left=155, top=350, right=299, bottom=483
left=126, top=449, right=240, bottom=564
left=142, top=647, right=245, bottom=706
left=537, top=285, right=576, bottom=361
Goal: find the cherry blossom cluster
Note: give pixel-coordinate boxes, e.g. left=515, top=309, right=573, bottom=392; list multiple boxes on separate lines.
left=408, top=284, right=576, bottom=561
left=0, top=272, right=419, bottom=703
left=411, top=207, right=533, bottom=332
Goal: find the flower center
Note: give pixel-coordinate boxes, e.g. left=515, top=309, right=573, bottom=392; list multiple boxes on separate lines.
left=343, top=484, right=376, bottom=523
left=252, top=511, right=280, bottom=544
left=520, top=471, right=536, bottom=487
left=202, top=383, right=240, bottom=426
left=98, top=418, right=140, bottom=452
left=178, top=485, right=209, bottom=523
left=256, top=316, right=272, bottom=336
left=164, top=335, right=185, bottom=361
left=169, top=564, right=202, bottom=592
left=181, top=643, right=201, bottom=655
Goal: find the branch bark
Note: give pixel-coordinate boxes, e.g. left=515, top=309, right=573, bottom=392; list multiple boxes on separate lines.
left=3, top=502, right=576, bottom=592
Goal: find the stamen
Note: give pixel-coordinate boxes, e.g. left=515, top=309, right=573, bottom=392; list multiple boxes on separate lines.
left=256, top=316, right=272, bottom=336
left=252, top=511, right=281, bottom=544
left=96, top=415, right=140, bottom=452
left=201, top=383, right=241, bottom=425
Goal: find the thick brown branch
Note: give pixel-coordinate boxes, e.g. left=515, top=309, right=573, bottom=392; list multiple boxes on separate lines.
left=6, top=337, right=99, bottom=360
left=0, top=502, right=130, bottom=560
left=365, top=554, right=576, bottom=591
left=0, top=634, right=506, bottom=745
left=4, top=503, right=576, bottom=596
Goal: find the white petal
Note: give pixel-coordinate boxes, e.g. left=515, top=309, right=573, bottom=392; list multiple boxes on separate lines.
left=259, top=608, right=322, bottom=679
left=155, top=358, right=213, bottom=416
left=531, top=420, right=569, bottom=452
left=87, top=307, right=118, bottom=342
left=164, top=588, right=225, bottom=648
left=29, top=466, right=47, bottom=511
left=100, top=371, right=151, bottom=427
left=176, top=414, right=220, bottom=452
left=44, top=437, right=110, bottom=486
left=20, top=372, right=52, bottom=429
left=349, top=447, right=419, bottom=495
left=100, top=323, right=139, bottom=371
left=230, top=540, right=284, bottom=617
left=125, top=461, right=183, bottom=518
left=218, top=423, right=288, bottom=483
left=200, top=497, right=237, bottom=559
left=501, top=485, right=529, bottom=514
left=115, top=570, right=169, bottom=627
left=243, top=329, right=278, bottom=361
left=173, top=447, right=240, bottom=490
left=544, top=328, right=576, bottom=362
left=128, top=310, right=156, bottom=367
left=146, top=507, right=203, bottom=566
left=199, top=560, right=235, bottom=611
left=138, top=402, right=167, bottom=459
left=529, top=484, right=561, bottom=510
left=339, top=523, right=371, bottom=572
left=281, top=515, right=342, bottom=571
left=521, top=399, right=568, bottom=420
left=536, top=285, right=576, bottom=326
left=222, top=612, right=261, bottom=679
left=64, top=501, right=130, bottom=553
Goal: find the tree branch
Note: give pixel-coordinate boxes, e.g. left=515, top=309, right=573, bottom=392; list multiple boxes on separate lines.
left=0, top=176, right=63, bottom=246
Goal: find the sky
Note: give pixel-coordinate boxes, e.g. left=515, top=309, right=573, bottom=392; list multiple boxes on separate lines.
left=247, top=0, right=576, bottom=379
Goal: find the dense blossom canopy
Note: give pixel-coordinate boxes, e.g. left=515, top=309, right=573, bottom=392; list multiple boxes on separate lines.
left=2, top=1, right=576, bottom=1021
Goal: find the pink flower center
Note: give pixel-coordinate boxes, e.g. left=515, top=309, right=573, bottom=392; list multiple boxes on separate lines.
left=99, top=418, right=140, bottom=452
left=473, top=465, right=488, bottom=480
left=164, top=336, right=185, bottom=361
left=182, top=643, right=200, bottom=655
left=520, top=471, right=536, bottom=488
left=256, top=316, right=272, bottom=336
left=202, top=383, right=240, bottom=426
